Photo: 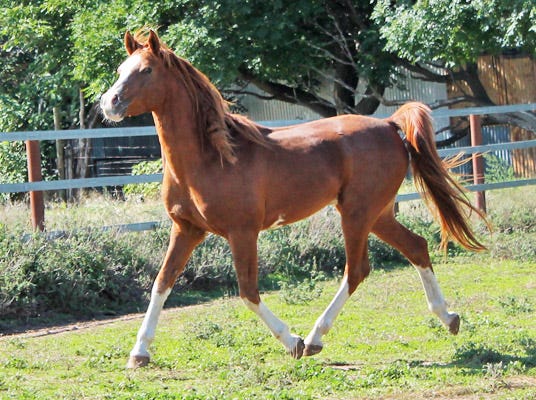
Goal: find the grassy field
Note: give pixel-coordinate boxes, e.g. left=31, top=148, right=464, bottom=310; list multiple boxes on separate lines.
left=1, top=258, right=535, bottom=399
left=0, top=186, right=534, bottom=398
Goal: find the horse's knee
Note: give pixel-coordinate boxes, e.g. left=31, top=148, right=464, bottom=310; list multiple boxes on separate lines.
left=347, top=263, right=371, bottom=294
left=240, top=288, right=261, bottom=307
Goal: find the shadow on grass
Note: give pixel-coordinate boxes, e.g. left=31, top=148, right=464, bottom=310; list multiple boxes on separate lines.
left=450, top=341, right=536, bottom=372
left=0, top=288, right=227, bottom=336
left=325, top=342, right=536, bottom=377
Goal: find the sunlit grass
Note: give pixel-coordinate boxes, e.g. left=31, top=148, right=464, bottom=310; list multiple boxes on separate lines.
left=1, top=260, right=535, bottom=399
left=0, top=185, right=534, bottom=398
left=0, top=192, right=167, bottom=232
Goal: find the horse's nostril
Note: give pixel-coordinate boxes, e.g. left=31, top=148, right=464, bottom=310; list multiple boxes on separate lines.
left=111, top=94, right=120, bottom=106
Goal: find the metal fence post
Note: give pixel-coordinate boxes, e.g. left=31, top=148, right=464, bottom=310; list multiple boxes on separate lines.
left=469, top=114, right=486, bottom=213
left=25, top=140, right=45, bottom=231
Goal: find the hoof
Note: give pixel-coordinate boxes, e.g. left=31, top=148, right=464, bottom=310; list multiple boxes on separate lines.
left=126, top=355, right=150, bottom=369
left=288, top=337, right=305, bottom=360
left=303, top=344, right=323, bottom=357
left=448, top=314, right=460, bottom=335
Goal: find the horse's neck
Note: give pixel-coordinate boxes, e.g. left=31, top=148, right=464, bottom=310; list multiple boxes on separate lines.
left=152, top=107, right=205, bottom=180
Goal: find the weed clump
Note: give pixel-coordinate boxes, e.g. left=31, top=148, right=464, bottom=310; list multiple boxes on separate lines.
left=1, top=186, right=534, bottom=328
left=0, top=225, right=164, bottom=325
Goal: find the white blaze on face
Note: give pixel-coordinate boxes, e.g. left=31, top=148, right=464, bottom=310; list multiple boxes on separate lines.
left=115, top=53, right=143, bottom=88
left=100, top=53, right=143, bottom=122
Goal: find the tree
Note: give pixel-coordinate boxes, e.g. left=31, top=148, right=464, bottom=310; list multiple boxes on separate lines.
left=2, top=0, right=535, bottom=140
left=158, top=0, right=394, bottom=116
left=85, top=0, right=533, bottom=141
left=0, top=0, right=150, bottom=187
left=0, top=1, right=79, bottom=194
left=0, top=1, right=79, bottom=131
left=373, top=0, right=536, bottom=142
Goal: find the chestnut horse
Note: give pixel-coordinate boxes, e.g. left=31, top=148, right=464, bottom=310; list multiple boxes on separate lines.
left=101, top=30, right=485, bottom=368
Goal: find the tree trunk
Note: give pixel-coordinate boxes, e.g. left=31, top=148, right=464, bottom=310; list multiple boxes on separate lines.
left=75, top=87, right=91, bottom=180
left=53, top=106, right=66, bottom=202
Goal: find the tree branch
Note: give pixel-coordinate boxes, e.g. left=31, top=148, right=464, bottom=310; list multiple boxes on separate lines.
left=221, top=88, right=275, bottom=100
left=238, top=67, right=337, bottom=117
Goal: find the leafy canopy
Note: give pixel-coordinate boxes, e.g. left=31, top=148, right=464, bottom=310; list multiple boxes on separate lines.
left=0, top=0, right=534, bottom=129
left=373, top=0, right=536, bottom=68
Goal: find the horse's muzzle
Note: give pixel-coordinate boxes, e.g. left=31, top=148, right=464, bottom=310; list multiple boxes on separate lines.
left=100, top=90, right=129, bottom=122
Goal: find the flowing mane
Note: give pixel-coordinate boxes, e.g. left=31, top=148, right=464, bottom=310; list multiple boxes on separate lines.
left=134, top=30, right=272, bottom=164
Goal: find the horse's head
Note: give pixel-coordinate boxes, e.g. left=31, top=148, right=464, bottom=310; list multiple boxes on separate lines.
left=101, top=30, right=167, bottom=122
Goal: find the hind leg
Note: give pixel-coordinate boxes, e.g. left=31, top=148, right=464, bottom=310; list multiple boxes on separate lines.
left=372, top=206, right=460, bottom=334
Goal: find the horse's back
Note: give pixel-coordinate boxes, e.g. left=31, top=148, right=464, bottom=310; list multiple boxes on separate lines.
left=259, top=114, right=408, bottom=228
left=267, top=114, right=408, bottom=179
left=268, top=115, right=401, bottom=150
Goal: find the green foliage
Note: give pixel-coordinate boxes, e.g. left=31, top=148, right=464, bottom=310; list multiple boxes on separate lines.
left=497, top=295, right=533, bottom=315
left=123, top=159, right=163, bottom=198
left=453, top=342, right=506, bottom=367
left=70, top=0, right=159, bottom=99
left=484, top=154, right=516, bottom=183
left=374, top=0, right=536, bottom=67
left=181, top=234, right=235, bottom=290
left=278, top=272, right=325, bottom=305
left=1, top=0, right=533, bottom=141
left=0, top=225, right=161, bottom=321
left=0, top=1, right=79, bottom=132
left=0, top=140, right=53, bottom=202
left=0, top=141, right=27, bottom=201
left=162, top=1, right=329, bottom=86
left=0, top=0, right=533, bottom=131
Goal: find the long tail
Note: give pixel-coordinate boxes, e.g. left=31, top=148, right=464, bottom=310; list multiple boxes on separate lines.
left=389, top=102, right=487, bottom=251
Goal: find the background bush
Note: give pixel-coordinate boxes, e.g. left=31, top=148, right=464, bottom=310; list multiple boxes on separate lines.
left=123, top=159, right=162, bottom=199
left=0, top=226, right=165, bottom=325
left=0, top=142, right=28, bottom=202
left=1, top=186, right=534, bottom=327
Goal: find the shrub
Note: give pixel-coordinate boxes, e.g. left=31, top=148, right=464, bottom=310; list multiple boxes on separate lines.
left=258, top=209, right=345, bottom=281
left=484, top=154, right=515, bottom=183
left=0, top=141, right=28, bottom=202
left=180, top=234, right=236, bottom=290
left=2, top=185, right=534, bottom=325
left=123, top=159, right=163, bottom=199
left=0, top=225, right=163, bottom=322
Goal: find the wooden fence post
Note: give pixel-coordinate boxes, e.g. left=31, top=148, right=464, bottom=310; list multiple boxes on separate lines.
left=25, top=140, right=45, bottom=231
left=469, top=114, right=486, bottom=213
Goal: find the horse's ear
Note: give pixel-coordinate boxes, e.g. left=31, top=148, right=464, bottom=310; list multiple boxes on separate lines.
left=148, top=29, right=160, bottom=55
left=125, top=31, right=142, bottom=55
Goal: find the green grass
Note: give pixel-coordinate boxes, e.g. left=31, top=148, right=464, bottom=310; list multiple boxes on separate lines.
left=1, top=259, right=535, bottom=399
left=0, top=186, right=534, bottom=398
left=0, top=193, right=167, bottom=232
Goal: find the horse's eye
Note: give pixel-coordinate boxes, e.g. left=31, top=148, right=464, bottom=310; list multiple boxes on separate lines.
left=142, top=67, right=152, bottom=74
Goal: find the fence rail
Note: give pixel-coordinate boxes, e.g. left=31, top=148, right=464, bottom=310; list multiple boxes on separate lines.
left=1, top=103, right=535, bottom=233
left=1, top=141, right=535, bottom=194
left=2, top=103, right=535, bottom=142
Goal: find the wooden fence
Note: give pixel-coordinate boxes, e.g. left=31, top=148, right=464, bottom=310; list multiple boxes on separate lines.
left=1, top=103, right=535, bottom=233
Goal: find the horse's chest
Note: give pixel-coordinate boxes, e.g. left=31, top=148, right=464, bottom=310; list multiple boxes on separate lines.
left=163, top=185, right=225, bottom=233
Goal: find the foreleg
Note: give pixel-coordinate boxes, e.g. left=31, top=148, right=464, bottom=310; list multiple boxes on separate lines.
left=228, top=230, right=305, bottom=359
left=127, top=221, right=206, bottom=368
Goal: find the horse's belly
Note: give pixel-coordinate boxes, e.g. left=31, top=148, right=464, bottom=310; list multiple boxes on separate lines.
left=262, top=172, right=341, bottom=230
